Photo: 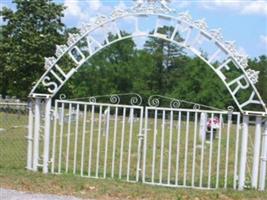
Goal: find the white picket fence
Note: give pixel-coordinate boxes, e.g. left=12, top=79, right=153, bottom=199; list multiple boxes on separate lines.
left=27, top=99, right=267, bottom=191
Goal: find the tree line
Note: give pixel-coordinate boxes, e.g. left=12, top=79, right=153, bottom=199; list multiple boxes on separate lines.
left=0, top=0, right=266, bottom=110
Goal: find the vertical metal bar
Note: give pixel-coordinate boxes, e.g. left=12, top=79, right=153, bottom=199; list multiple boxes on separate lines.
left=259, top=119, right=267, bottom=191
left=33, top=98, right=41, bottom=171
left=43, top=98, right=52, bottom=174
left=65, top=103, right=72, bottom=173
left=119, top=107, right=126, bottom=179
left=88, top=105, right=95, bottom=177
left=58, top=103, right=65, bottom=173
left=51, top=101, right=58, bottom=173
left=104, top=106, right=110, bottom=178
left=27, top=101, right=34, bottom=170
left=251, top=116, right=262, bottom=188
left=111, top=107, right=118, bottom=178
left=96, top=105, right=102, bottom=177
left=167, top=110, right=173, bottom=185
left=208, top=113, right=214, bottom=188
left=80, top=105, right=87, bottom=176
left=127, top=108, right=134, bottom=181
left=73, top=104, right=80, bottom=174
left=238, top=115, right=249, bottom=190
left=142, top=107, right=149, bottom=183
left=199, top=112, right=206, bottom=187
left=191, top=111, right=198, bottom=186
left=216, top=114, right=223, bottom=188
left=151, top=109, right=158, bottom=183
left=183, top=112, right=190, bottom=186
left=233, top=113, right=241, bottom=189
left=136, top=108, right=144, bottom=182
left=175, top=111, right=181, bottom=185
left=224, top=112, right=232, bottom=189
left=159, top=110, right=165, bottom=184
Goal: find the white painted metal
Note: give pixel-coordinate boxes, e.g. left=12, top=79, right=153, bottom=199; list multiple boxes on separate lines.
left=224, top=112, right=232, bottom=188
left=58, top=103, right=65, bottom=173
left=33, top=98, right=41, bottom=171
left=183, top=112, right=190, bottom=186
left=208, top=113, right=214, bottom=188
left=119, top=107, right=126, bottom=179
left=151, top=109, right=158, bottom=183
left=251, top=116, right=262, bottom=188
left=51, top=101, right=58, bottom=173
left=233, top=113, right=241, bottom=189
left=95, top=105, right=102, bottom=177
left=111, top=107, right=118, bottom=178
left=80, top=105, right=87, bottom=176
left=65, top=103, right=72, bottom=173
left=127, top=108, right=134, bottom=181
left=27, top=101, right=34, bottom=170
left=43, top=98, right=52, bottom=173
left=103, top=106, right=110, bottom=178
left=28, top=95, right=267, bottom=191
left=136, top=108, right=144, bottom=182
left=238, top=115, right=249, bottom=190
left=167, top=111, right=173, bottom=185
left=159, top=110, right=165, bottom=184
left=215, top=114, right=223, bottom=188
left=175, top=111, right=181, bottom=185
left=259, top=119, right=267, bottom=191
left=191, top=111, right=198, bottom=186
left=88, top=105, right=95, bottom=177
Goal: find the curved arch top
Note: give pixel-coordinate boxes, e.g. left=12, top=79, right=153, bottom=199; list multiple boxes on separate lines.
left=29, top=0, right=267, bottom=114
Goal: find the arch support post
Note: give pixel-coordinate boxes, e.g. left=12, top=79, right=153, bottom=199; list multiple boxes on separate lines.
left=26, top=100, right=34, bottom=170
left=238, top=115, right=249, bottom=190
left=43, top=97, right=52, bottom=173
left=259, top=118, right=267, bottom=191
left=251, top=116, right=262, bottom=189
left=33, top=98, right=41, bottom=171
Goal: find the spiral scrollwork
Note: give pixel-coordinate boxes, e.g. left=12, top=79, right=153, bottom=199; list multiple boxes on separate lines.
left=170, top=99, right=181, bottom=108
left=88, top=97, right=96, bottom=103
left=109, top=95, right=120, bottom=104
left=59, top=93, right=66, bottom=100
left=227, top=106, right=234, bottom=112
left=148, top=96, right=160, bottom=107
left=193, top=104, right=200, bottom=110
left=130, top=94, right=142, bottom=106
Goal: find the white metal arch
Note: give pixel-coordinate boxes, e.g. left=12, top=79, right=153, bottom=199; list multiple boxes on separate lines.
left=29, top=0, right=267, bottom=114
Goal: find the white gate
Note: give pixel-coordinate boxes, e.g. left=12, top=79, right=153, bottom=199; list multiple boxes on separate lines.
left=51, top=100, right=144, bottom=182
left=142, top=107, right=241, bottom=189
left=26, top=95, right=267, bottom=191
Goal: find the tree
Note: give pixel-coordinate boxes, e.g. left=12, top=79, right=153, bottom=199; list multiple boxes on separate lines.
left=249, top=55, right=267, bottom=105
left=144, top=26, right=184, bottom=94
left=0, top=0, right=65, bottom=98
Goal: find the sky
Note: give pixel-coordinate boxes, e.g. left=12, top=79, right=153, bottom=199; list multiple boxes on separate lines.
left=0, top=0, right=267, bottom=58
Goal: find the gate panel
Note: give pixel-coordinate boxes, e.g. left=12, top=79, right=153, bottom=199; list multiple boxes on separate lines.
left=142, top=107, right=241, bottom=189
left=51, top=100, right=143, bottom=182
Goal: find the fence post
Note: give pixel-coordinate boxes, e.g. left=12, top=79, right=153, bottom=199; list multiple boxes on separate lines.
left=43, top=97, right=52, bottom=173
left=259, top=118, right=267, bottom=191
left=26, top=100, right=34, bottom=170
left=238, top=114, right=249, bottom=190
left=33, top=98, right=41, bottom=171
left=251, top=116, right=262, bottom=188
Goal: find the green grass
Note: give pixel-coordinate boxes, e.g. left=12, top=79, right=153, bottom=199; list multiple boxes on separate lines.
left=0, top=109, right=266, bottom=200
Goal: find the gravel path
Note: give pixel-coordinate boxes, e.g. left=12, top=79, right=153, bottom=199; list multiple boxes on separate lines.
left=0, top=188, right=91, bottom=200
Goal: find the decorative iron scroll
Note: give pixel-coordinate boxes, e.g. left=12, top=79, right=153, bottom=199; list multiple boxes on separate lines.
left=29, top=0, right=267, bottom=114
left=148, top=95, right=224, bottom=111
left=72, top=93, right=143, bottom=106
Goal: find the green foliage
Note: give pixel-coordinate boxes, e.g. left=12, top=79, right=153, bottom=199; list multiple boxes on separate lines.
left=0, top=0, right=66, bottom=98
